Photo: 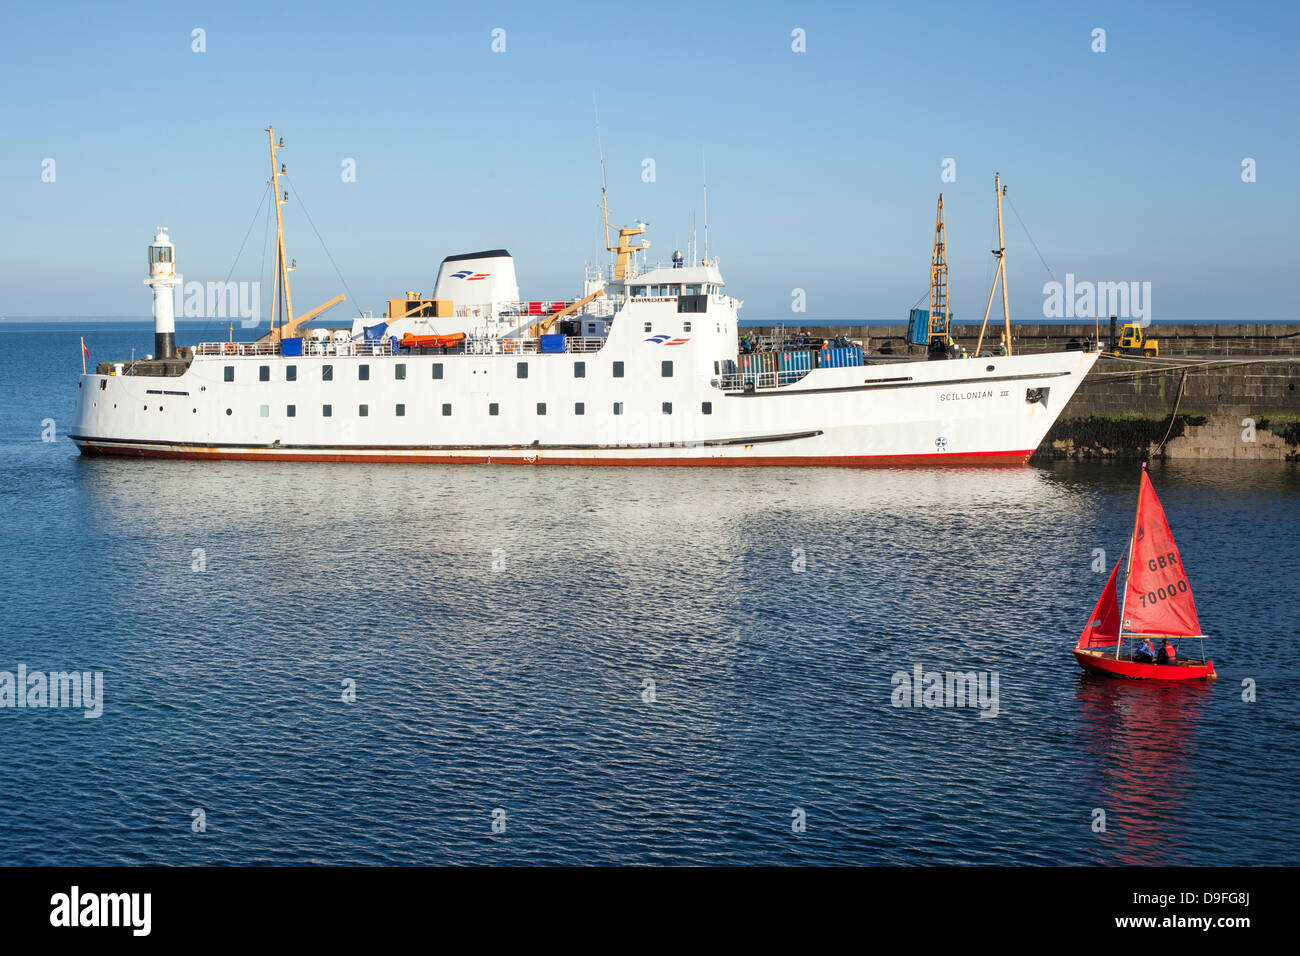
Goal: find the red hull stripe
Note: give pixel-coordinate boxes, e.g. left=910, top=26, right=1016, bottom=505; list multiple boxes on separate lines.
left=74, top=441, right=1035, bottom=467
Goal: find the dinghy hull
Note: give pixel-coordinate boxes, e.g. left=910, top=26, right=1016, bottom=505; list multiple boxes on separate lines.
left=1073, top=648, right=1216, bottom=680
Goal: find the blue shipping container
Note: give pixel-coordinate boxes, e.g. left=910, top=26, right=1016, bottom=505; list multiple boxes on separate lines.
left=778, top=350, right=813, bottom=372
left=907, top=309, right=930, bottom=346
left=817, top=345, right=865, bottom=369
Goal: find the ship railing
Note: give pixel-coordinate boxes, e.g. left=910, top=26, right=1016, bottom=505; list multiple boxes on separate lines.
left=466, top=337, right=540, bottom=355
left=194, top=341, right=283, bottom=357
left=713, top=369, right=809, bottom=391
left=454, top=299, right=612, bottom=320
left=317, top=339, right=397, bottom=356
left=194, top=339, right=397, bottom=358
left=464, top=336, right=608, bottom=356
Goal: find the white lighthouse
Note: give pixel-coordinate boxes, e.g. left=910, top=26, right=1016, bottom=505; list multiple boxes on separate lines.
left=145, top=228, right=178, bottom=359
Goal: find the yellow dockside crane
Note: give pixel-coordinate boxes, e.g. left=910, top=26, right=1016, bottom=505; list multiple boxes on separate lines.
left=928, top=195, right=950, bottom=350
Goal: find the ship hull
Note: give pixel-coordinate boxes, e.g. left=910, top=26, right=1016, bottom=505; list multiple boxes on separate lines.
left=70, top=346, right=1098, bottom=466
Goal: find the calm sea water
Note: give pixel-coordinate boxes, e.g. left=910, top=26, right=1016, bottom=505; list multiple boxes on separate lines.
left=1, top=322, right=1297, bottom=865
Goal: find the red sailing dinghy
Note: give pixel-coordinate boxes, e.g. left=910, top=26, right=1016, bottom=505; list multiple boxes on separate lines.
left=1074, top=465, right=1216, bottom=680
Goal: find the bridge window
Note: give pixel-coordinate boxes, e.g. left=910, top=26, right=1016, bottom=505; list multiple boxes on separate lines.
left=631, top=286, right=646, bottom=297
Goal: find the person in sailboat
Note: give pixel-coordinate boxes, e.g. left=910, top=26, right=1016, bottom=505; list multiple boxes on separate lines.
left=1157, top=639, right=1177, bottom=665
left=1134, top=637, right=1157, bottom=663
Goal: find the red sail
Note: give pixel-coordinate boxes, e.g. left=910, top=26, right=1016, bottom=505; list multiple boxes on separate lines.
left=1122, top=472, right=1202, bottom=636
left=1077, top=557, right=1122, bottom=648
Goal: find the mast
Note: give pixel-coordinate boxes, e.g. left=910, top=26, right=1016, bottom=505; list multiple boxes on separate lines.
left=996, top=174, right=1011, bottom=354
left=266, top=127, right=295, bottom=340
left=1115, top=463, right=1146, bottom=659
left=974, top=173, right=1013, bottom=357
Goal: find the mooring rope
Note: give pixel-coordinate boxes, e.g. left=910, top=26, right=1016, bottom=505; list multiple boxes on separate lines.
left=1155, top=369, right=1190, bottom=454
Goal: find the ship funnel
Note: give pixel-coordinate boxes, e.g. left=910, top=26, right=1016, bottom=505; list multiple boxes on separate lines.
left=432, top=249, right=519, bottom=312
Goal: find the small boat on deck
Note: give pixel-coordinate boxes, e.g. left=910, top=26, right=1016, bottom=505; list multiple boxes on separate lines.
left=1074, top=464, right=1216, bottom=680
left=400, top=331, right=466, bottom=350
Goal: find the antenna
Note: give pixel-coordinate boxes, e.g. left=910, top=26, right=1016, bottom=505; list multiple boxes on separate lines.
left=702, top=153, right=709, bottom=264
left=594, top=97, right=613, bottom=259
left=592, top=102, right=649, bottom=281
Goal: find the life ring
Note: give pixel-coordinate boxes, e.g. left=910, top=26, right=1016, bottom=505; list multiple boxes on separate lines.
left=503, top=340, right=515, bottom=353
left=224, top=342, right=236, bottom=355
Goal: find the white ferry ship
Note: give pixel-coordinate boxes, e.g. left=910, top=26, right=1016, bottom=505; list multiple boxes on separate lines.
left=71, top=130, right=1098, bottom=466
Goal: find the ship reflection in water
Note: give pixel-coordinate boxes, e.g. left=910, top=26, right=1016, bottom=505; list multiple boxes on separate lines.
left=0, top=443, right=1294, bottom=864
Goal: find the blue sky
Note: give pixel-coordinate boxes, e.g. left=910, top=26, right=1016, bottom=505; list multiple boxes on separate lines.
left=2, top=0, right=1296, bottom=323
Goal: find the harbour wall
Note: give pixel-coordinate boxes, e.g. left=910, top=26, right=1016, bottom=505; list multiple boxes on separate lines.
left=746, top=322, right=1300, bottom=357
left=749, top=324, right=1300, bottom=460
left=1038, top=357, right=1299, bottom=461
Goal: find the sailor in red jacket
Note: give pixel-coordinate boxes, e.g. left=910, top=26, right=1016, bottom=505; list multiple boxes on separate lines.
left=1157, top=639, right=1177, bottom=665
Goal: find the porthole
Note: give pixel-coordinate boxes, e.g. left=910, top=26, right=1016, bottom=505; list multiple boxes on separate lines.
left=225, top=408, right=232, bottom=416
left=986, top=365, right=995, bottom=372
